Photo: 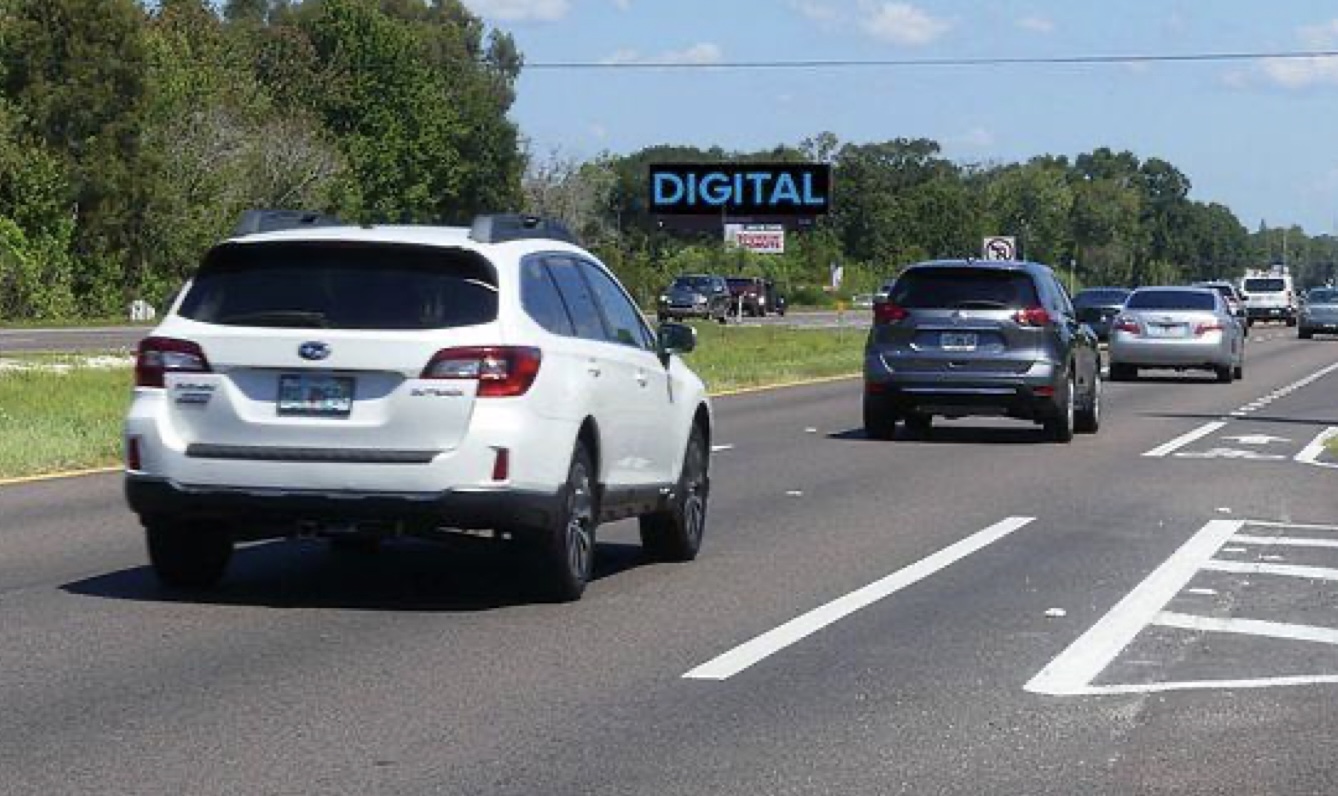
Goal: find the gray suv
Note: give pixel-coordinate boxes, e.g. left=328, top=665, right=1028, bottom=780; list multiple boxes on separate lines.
left=863, top=260, right=1102, bottom=442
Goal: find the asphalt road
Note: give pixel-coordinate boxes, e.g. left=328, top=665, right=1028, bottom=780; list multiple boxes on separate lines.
left=2, top=326, right=1337, bottom=794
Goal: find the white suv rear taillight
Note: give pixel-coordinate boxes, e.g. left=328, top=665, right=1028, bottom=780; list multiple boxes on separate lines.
left=135, top=337, right=211, bottom=388
left=421, top=347, right=542, bottom=397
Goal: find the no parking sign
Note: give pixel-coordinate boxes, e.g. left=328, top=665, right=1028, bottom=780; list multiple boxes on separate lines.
left=982, top=236, right=1017, bottom=261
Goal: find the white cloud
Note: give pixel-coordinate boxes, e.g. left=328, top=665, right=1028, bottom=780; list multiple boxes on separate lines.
left=1017, top=15, right=1054, bottom=35
left=601, top=43, right=724, bottom=66
left=859, top=2, right=952, bottom=47
left=1252, top=19, right=1338, bottom=89
left=610, top=0, right=631, bottom=9
left=791, top=0, right=842, bottom=25
left=952, top=128, right=996, bottom=149
left=464, top=0, right=570, bottom=22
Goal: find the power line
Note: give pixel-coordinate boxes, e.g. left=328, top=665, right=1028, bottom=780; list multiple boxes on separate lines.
left=526, top=49, right=1338, bottom=71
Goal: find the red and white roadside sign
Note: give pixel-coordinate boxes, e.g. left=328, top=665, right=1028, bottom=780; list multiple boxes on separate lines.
left=726, top=224, right=785, bottom=254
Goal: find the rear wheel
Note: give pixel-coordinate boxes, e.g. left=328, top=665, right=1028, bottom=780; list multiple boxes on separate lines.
left=1045, top=373, right=1076, bottom=443
left=1215, top=364, right=1234, bottom=384
left=863, top=392, right=898, bottom=441
left=1286, top=316, right=1298, bottom=327
left=903, top=412, right=933, bottom=438
left=640, top=425, right=709, bottom=562
left=146, top=519, right=232, bottom=589
left=529, top=443, right=598, bottom=602
left=1299, top=327, right=1314, bottom=340
left=1074, top=371, right=1101, bottom=434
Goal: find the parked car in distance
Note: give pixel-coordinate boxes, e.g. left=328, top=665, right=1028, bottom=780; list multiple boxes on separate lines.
left=1108, top=286, right=1245, bottom=383
left=725, top=276, right=765, bottom=317
left=658, top=274, right=731, bottom=323
left=1072, top=287, right=1131, bottom=342
left=863, top=259, right=1102, bottom=443
left=1240, top=274, right=1297, bottom=326
left=1298, top=286, right=1338, bottom=339
left=124, top=211, right=714, bottom=602
left=761, top=279, right=787, bottom=316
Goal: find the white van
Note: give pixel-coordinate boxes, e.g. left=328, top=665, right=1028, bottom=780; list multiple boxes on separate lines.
left=1240, top=274, right=1296, bottom=326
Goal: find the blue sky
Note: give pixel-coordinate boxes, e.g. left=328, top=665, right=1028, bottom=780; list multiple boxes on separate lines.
left=461, top=1, right=1338, bottom=234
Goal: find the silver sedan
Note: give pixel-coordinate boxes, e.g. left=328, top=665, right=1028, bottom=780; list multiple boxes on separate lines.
left=1108, top=287, right=1245, bottom=383
left=1299, top=287, right=1338, bottom=339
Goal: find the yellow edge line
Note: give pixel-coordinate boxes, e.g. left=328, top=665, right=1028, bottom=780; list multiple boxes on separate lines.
left=1, top=374, right=863, bottom=488
left=0, top=465, right=120, bottom=487
left=709, top=372, right=860, bottom=398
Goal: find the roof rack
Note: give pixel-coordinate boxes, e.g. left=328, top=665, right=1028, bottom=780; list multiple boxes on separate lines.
left=234, top=209, right=344, bottom=236
left=469, top=213, right=576, bottom=245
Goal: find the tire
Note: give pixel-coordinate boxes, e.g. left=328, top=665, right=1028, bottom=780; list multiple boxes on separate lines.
left=1299, top=327, right=1314, bottom=340
left=1109, top=363, right=1136, bottom=382
left=529, top=443, right=599, bottom=602
left=1074, top=370, right=1101, bottom=434
left=863, top=392, right=898, bottom=441
left=903, top=412, right=932, bottom=438
left=1286, top=316, right=1298, bottom=327
left=1215, top=364, right=1233, bottom=384
left=1044, top=373, right=1075, bottom=443
left=657, top=313, right=668, bottom=323
left=146, top=520, right=232, bottom=589
left=640, top=425, right=709, bottom=562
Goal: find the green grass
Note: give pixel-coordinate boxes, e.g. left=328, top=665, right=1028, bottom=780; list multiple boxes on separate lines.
left=1326, top=437, right=1338, bottom=458
left=682, top=323, right=863, bottom=393
left=0, top=326, right=863, bottom=479
left=0, top=318, right=154, bottom=329
left=0, top=363, right=130, bottom=478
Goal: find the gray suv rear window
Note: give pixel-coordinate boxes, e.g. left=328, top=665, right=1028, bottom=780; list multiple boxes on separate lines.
left=179, top=242, right=498, bottom=330
left=1243, top=278, right=1286, bottom=292
left=890, top=268, right=1039, bottom=309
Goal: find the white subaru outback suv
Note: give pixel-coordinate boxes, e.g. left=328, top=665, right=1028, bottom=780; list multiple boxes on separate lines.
left=124, top=211, right=712, bottom=601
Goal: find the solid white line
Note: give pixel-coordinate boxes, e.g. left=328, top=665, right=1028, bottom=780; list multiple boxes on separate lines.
left=1202, top=559, right=1338, bottom=582
left=710, top=444, right=735, bottom=453
left=1076, top=675, right=1338, bottom=695
left=1024, top=520, right=1243, bottom=696
left=1186, top=587, right=1218, bottom=596
left=1233, top=534, right=1338, bottom=549
left=1295, top=427, right=1338, bottom=469
left=1142, top=422, right=1228, bottom=458
left=683, top=516, right=1036, bottom=681
left=1244, top=519, right=1338, bottom=532
left=1155, top=611, right=1338, bottom=645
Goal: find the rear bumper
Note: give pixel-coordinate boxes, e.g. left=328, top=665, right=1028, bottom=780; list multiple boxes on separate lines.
left=125, top=475, right=561, bottom=532
left=1108, top=333, right=1233, bottom=368
left=659, top=306, right=713, bottom=319
left=1246, top=306, right=1294, bottom=320
left=864, top=357, right=1064, bottom=420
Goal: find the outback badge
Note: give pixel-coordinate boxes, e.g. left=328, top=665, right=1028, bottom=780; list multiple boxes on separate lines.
left=298, top=341, right=331, bottom=361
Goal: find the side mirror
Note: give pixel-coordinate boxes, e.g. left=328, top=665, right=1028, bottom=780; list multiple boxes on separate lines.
left=658, top=322, right=697, bottom=356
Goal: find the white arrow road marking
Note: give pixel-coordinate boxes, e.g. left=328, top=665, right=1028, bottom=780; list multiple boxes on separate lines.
left=1222, top=434, right=1291, bottom=445
left=1174, top=448, right=1286, bottom=461
left=685, top=516, right=1036, bottom=681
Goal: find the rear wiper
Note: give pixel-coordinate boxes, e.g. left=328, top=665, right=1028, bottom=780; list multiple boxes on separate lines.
left=218, top=310, right=329, bottom=328
left=952, top=300, right=1009, bottom=309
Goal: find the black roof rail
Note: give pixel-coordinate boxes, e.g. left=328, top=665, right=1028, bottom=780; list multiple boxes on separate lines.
left=234, top=209, right=344, bottom=236
left=469, top=213, right=576, bottom=245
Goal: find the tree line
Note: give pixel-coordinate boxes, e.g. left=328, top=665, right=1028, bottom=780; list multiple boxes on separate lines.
left=1, top=0, right=1334, bottom=320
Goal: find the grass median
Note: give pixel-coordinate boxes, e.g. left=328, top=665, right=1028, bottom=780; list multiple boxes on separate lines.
left=0, top=325, right=864, bottom=480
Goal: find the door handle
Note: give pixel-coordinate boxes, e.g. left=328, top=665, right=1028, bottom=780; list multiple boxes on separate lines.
left=635, top=371, right=649, bottom=387
left=587, top=364, right=602, bottom=377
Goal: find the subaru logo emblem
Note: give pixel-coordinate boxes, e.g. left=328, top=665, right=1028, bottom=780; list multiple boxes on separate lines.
left=298, top=341, right=331, bottom=361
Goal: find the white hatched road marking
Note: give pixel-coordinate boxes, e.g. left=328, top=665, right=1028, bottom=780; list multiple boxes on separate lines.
left=685, top=516, right=1036, bottom=681
left=1143, top=422, right=1227, bottom=458
left=1028, top=518, right=1338, bottom=697
left=1295, top=427, right=1338, bottom=469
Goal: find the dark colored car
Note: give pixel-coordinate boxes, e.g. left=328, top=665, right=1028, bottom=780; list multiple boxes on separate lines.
left=761, top=279, right=787, bottom=316
left=658, top=274, right=731, bottom=323
left=863, top=260, right=1102, bottom=443
left=1072, top=287, right=1131, bottom=342
left=726, top=276, right=767, bottom=317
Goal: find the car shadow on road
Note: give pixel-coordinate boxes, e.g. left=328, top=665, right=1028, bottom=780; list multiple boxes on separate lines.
left=827, top=426, right=1051, bottom=445
left=61, top=537, right=649, bottom=612
left=1112, top=374, right=1228, bottom=385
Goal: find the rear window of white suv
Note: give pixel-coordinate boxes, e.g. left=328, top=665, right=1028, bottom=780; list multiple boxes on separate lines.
left=178, top=242, right=498, bottom=330
left=1243, top=278, right=1286, bottom=293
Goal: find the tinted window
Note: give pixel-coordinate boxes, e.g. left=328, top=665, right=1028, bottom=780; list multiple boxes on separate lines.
left=547, top=258, right=608, bottom=341
left=1308, top=288, right=1338, bottom=304
left=672, top=276, right=716, bottom=291
left=520, top=258, right=575, bottom=336
left=1244, top=278, right=1286, bottom=292
left=889, top=268, right=1040, bottom=309
left=1073, top=289, right=1130, bottom=307
left=580, top=261, right=654, bottom=350
left=1126, top=290, right=1217, bottom=311
left=179, top=242, right=497, bottom=330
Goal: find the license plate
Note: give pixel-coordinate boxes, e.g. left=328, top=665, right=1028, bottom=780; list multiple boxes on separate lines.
left=1147, top=324, right=1186, bottom=338
left=940, top=332, right=978, bottom=351
left=278, top=374, right=354, bottom=417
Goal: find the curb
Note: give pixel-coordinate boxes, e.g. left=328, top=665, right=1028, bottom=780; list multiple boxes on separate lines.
left=1, top=374, right=865, bottom=488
